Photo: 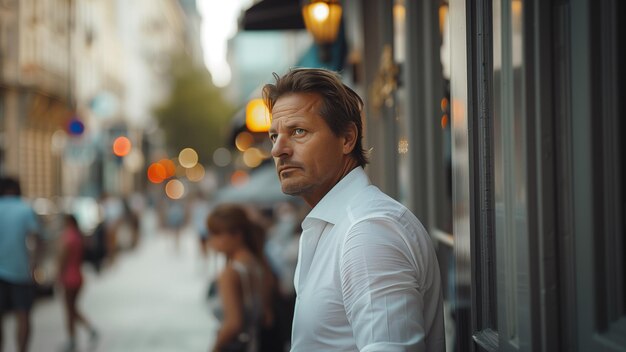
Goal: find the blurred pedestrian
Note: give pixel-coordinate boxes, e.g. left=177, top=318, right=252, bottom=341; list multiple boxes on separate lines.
left=206, top=204, right=274, bottom=352
left=189, top=191, right=213, bottom=262
left=264, top=68, right=445, bottom=351
left=57, top=214, right=98, bottom=352
left=0, top=177, right=44, bottom=352
left=166, top=199, right=186, bottom=252
left=82, top=221, right=106, bottom=273
left=99, top=193, right=124, bottom=265
left=121, top=198, right=140, bottom=250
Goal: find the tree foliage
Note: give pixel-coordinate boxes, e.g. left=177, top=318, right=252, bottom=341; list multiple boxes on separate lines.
left=153, top=54, right=234, bottom=165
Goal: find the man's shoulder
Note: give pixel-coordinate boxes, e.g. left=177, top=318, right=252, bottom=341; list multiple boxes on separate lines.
left=347, top=185, right=412, bottom=221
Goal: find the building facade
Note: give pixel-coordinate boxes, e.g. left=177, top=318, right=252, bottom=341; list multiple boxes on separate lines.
left=0, top=0, right=73, bottom=198
left=0, top=0, right=193, bottom=199
left=345, top=0, right=625, bottom=351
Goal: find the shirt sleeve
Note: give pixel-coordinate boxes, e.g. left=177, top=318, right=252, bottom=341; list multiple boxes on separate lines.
left=340, top=218, right=427, bottom=352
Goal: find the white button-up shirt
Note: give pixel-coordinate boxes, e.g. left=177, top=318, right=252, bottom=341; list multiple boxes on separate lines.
left=291, top=167, right=445, bottom=352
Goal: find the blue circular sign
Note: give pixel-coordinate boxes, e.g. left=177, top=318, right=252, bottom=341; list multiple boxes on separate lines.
left=68, top=119, right=85, bottom=135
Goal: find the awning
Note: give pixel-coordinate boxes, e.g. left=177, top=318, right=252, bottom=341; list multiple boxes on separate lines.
left=241, top=0, right=305, bottom=30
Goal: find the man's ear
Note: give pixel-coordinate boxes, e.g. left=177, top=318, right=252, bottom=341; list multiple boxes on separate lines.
left=342, top=122, right=358, bottom=155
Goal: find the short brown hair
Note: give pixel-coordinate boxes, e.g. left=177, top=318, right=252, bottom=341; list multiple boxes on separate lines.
left=262, top=68, right=369, bottom=166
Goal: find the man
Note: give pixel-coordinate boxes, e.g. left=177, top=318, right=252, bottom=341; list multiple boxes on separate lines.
left=263, top=68, right=445, bottom=351
left=0, top=177, right=43, bottom=352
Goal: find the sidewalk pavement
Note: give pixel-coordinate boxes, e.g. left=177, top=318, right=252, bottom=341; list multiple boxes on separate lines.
left=3, top=224, right=219, bottom=352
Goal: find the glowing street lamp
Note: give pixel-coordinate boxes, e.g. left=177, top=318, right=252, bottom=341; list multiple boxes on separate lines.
left=302, top=0, right=342, bottom=44
left=302, top=0, right=342, bottom=61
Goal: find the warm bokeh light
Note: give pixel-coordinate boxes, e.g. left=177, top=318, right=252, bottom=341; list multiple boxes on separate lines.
left=165, top=179, right=185, bottom=199
left=440, top=97, right=449, bottom=113
left=213, top=147, right=232, bottom=167
left=186, top=163, right=205, bottom=182
left=112, top=136, right=132, bottom=157
left=393, top=2, right=405, bottom=23
left=178, top=148, right=198, bottom=168
left=311, top=2, right=329, bottom=21
left=147, top=163, right=167, bottom=183
left=439, top=3, right=449, bottom=36
left=230, top=170, right=249, bottom=187
left=452, top=99, right=465, bottom=125
left=512, top=0, right=522, bottom=17
left=235, top=131, right=254, bottom=151
left=158, top=159, right=176, bottom=178
left=398, top=138, right=409, bottom=154
left=441, top=114, right=449, bottom=129
left=123, top=149, right=145, bottom=173
left=51, top=129, right=67, bottom=155
left=245, top=98, right=271, bottom=132
left=242, top=147, right=264, bottom=168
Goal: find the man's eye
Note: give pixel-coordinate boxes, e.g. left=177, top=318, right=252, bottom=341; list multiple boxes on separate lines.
left=269, top=134, right=277, bottom=142
left=293, top=128, right=305, bottom=135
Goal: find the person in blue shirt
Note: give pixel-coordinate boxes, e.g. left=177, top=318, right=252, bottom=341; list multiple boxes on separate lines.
left=0, top=177, right=43, bottom=352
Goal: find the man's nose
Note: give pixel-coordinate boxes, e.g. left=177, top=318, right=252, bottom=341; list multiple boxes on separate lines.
left=271, top=135, right=291, bottom=158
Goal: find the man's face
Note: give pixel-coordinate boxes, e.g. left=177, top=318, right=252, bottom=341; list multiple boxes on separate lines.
left=268, top=93, right=350, bottom=207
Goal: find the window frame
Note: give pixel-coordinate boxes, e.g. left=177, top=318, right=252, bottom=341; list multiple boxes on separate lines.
left=570, top=0, right=626, bottom=350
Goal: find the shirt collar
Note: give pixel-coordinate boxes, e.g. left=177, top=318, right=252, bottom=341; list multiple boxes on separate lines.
left=303, top=167, right=370, bottom=228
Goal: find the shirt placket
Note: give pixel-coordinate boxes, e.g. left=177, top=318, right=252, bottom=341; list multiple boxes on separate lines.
left=295, top=221, right=326, bottom=295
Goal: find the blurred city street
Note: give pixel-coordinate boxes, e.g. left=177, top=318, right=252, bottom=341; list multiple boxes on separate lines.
left=3, top=209, right=219, bottom=352
left=1, top=0, right=620, bottom=350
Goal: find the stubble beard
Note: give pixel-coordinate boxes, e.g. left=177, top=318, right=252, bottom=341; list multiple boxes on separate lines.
left=280, top=177, right=313, bottom=197
left=276, top=160, right=310, bottom=196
